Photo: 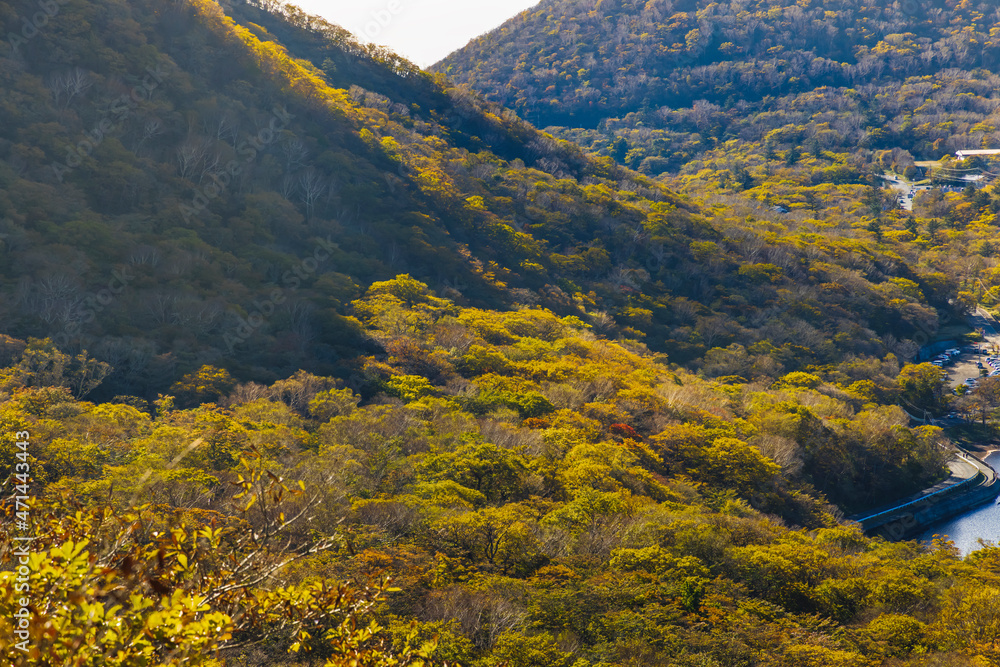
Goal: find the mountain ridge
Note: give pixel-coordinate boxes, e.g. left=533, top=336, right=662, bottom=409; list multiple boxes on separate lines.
left=0, top=0, right=957, bottom=403
left=435, top=0, right=1000, bottom=128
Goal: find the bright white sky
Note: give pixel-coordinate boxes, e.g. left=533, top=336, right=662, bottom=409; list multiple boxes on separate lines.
left=291, top=0, right=540, bottom=68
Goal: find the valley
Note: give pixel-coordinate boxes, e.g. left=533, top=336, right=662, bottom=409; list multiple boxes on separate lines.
left=3, top=0, right=1000, bottom=665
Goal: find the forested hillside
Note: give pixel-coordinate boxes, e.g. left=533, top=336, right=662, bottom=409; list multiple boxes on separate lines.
left=436, top=0, right=1000, bottom=129
left=436, top=0, right=1000, bottom=365
left=1, top=0, right=1000, bottom=664
left=0, top=0, right=984, bottom=405
left=437, top=0, right=1000, bottom=184
left=1, top=294, right=992, bottom=666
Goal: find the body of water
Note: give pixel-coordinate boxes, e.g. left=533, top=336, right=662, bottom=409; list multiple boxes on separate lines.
left=919, top=451, right=1000, bottom=554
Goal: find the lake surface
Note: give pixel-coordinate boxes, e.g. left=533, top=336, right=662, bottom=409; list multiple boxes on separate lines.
left=919, top=451, right=1000, bottom=554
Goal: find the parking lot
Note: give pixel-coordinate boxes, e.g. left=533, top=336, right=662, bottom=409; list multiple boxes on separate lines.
left=942, top=346, right=993, bottom=390
left=921, top=311, right=1000, bottom=423
left=937, top=309, right=1000, bottom=394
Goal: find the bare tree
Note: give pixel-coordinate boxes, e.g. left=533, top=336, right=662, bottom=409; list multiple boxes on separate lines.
left=223, top=382, right=271, bottom=407
left=48, top=68, right=93, bottom=110
left=37, top=274, right=81, bottom=325
left=279, top=174, right=296, bottom=200
left=145, top=292, right=176, bottom=326
left=199, top=152, right=222, bottom=184
left=298, top=168, right=326, bottom=219
left=134, top=118, right=163, bottom=154
left=215, top=113, right=240, bottom=143
left=63, top=68, right=93, bottom=109
left=280, top=137, right=308, bottom=171
left=171, top=299, right=223, bottom=336
left=177, top=139, right=209, bottom=180
left=46, top=72, right=67, bottom=108
left=128, top=245, right=161, bottom=267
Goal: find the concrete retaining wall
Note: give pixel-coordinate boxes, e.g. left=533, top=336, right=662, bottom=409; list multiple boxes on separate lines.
left=870, top=477, right=998, bottom=540
left=855, top=452, right=999, bottom=541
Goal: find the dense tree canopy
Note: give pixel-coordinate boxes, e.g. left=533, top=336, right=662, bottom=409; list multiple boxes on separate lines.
left=2, top=0, right=1000, bottom=664
left=437, top=0, right=1000, bottom=129
left=0, top=0, right=976, bottom=404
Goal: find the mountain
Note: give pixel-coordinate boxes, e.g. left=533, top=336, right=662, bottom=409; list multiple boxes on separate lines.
left=435, top=0, right=1000, bottom=129
left=0, top=0, right=967, bottom=405
left=1, top=0, right=999, bottom=665
left=435, top=0, right=1000, bottom=185
left=435, top=0, right=1000, bottom=354
left=0, top=0, right=667, bottom=395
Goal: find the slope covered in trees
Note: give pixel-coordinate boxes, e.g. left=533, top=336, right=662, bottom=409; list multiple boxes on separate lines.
left=0, top=0, right=974, bottom=410
left=436, top=0, right=1000, bottom=129
left=2, top=291, right=992, bottom=665
left=436, top=0, right=1000, bottom=186
left=1, top=0, right=1000, bottom=664
left=435, top=0, right=1000, bottom=374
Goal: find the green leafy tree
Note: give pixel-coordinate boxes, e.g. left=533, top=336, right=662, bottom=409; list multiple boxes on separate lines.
left=419, top=442, right=528, bottom=503
left=169, top=366, right=236, bottom=408
left=897, top=363, right=948, bottom=414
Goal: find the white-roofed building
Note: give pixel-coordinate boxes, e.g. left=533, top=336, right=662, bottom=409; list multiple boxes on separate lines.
left=955, top=149, right=1000, bottom=160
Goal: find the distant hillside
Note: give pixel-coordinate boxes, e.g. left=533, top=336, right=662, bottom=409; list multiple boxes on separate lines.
left=435, top=0, right=1000, bottom=181
left=434, top=0, right=1000, bottom=335
left=435, top=0, right=1000, bottom=129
